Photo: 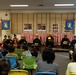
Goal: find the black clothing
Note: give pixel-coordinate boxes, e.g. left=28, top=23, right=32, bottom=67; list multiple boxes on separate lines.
left=17, top=39, right=28, bottom=48
left=70, top=39, right=76, bottom=50
left=4, top=39, right=14, bottom=47
left=33, top=38, right=42, bottom=51
left=46, top=36, right=54, bottom=48
left=33, top=38, right=42, bottom=46
left=1, top=49, right=8, bottom=56
left=3, top=39, right=14, bottom=50
left=61, top=38, right=70, bottom=49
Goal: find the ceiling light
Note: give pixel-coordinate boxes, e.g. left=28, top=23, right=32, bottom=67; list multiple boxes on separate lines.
left=10, top=5, right=29, bottom=7
left=54, top=4, right=74, bottom=6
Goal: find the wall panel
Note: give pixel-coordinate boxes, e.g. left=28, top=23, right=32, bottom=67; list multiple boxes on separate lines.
left=17, top=14, right=23, bottom=33
left=50, top=13, right=55, bottom=33
left=11, top=13, right=18, bottom=34
left=41, top=13, right=46, bottom=33
left=56, top=14, right=61, bottom=33
left=11, top=13, right=75, bottom=34
left=28, top=13, right=33, bottom=33
left=62, top=13, right=67, bottom=33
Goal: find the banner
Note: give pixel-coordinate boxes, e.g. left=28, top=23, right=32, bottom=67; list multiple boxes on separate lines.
left=65, top=20, right=74, bottom=31
left=2, top=20, right=10, bottom=30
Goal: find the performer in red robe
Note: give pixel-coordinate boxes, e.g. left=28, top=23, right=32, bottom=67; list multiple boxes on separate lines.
left=2, top=35, right=7, bottom=44
left=13, top=34, right=18, bottom=48
left=1, top=35, right=7, bottom=48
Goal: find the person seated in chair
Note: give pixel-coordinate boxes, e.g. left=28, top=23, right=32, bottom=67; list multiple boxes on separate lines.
left=0, top=58, right=11, bottom=75
left=61, top=34, right=70, bottom=49
left=0, top=52, right=3, bottom=58
left=6, top=46, right=20, bottom=68
left=2, top=35, right=7, bottom=44
left=69, top=36, right=76, bottom=59
left=36, top=48, right=59, bottom=75
left=46, top=33, right=54, bottom=48
left=17, top=35, right=28, bottom=48
left=4, top=35, right=14, bottom=47
left=21, top=45, right=32, bottom=57
left=66, top=51, right=76, bottom=75
left=13, top=34, right=18, bottom=48
left=33, top=34, right=42, bottom=51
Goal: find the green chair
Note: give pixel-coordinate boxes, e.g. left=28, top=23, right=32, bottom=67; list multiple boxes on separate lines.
left=21, top=56, right=37, bottom=75
left=21, top=56, right=37, bottom=69
left=14, top=49, right=23, bottom=59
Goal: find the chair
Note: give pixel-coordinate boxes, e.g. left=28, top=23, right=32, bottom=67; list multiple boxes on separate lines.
left=21, top=56, right=37, bottom=75
left=69, top=72, right=76, bottom=75
left=36, top=72, right=56, bottom=75
left=8, top=70, right=28, bottom=75
left=4, top=56, right=19, bottom=69
left=14, top=49, right=22, bottom=59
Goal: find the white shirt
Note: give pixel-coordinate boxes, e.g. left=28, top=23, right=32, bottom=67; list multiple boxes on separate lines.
left=66, top=62, right=76, bottom=75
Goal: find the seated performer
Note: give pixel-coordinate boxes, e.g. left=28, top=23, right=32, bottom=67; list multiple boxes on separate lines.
left=2, top=35, right=7, bottom=44
left=4, top=35, right=14, bottom=47
left=46, top=33, right=54, bottom=48
left=33, top=34, right=42, bottom=46
left=17, top=35, right=28, bottom=48
left=1, top=35, right=7, bottom=48
left=61, top=34, right=70, bottom=49
left=13, top=34, right=18, bottom=48
left=69, top=36, right=76, bottom=59
left=32, top=34, right=42, bottom=51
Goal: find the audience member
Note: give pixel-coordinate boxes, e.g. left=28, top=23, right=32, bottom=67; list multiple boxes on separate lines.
left=22, top=45, right=32, bottom=57
left=61, top=34, right=70, bottom=49
left=36, top=48, right=59, bottom=75
left=6, top=46, right=19, bottom=68
left=1, top=44, right=8, bottom=56
left=0, top=52, right=3, bottom=58
left=0, top=58, right=11, bottom=75
left=66, top=51, right=76, bottom=75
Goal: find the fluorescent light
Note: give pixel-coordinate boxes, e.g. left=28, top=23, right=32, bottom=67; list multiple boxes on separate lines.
left=54, top=4, right=74, bottom=6
left=10, top=5, right=29, bottom=7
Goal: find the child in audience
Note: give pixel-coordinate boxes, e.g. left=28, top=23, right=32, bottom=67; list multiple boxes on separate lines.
left=6, top=46, right=20, bottom=68
left=22, top=45, right=32, bottom=57
left=36, top=48, right=59, bottom=75
left=6, top=46, right=18, bottom=59
left=0, top=58, right=11, bottom=75
left=66, top=51, right=76, bottom=75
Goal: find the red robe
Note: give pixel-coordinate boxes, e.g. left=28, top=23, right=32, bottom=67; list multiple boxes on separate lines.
left=13, top=38, right=18, bottom=48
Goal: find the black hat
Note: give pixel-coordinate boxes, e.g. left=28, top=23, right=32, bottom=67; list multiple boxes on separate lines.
left=4, top=35, right=7, bottom=37
left=14, top=34, right=16, bottom=36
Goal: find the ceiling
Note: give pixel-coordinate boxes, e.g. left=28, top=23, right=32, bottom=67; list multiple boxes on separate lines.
left=0, top=0, right=76, bottom=10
